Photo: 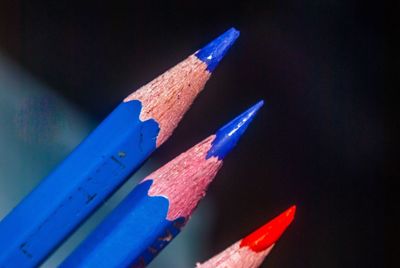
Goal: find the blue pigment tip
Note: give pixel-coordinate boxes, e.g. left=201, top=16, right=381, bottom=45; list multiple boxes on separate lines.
left=207, top=100, right=264, bottom=159
left=195, top=27, right=240, bottom=72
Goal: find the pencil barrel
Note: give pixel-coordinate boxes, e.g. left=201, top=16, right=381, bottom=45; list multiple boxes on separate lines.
left=0, top=101, right=159, bottom=267
left=60, top=180, right=184, bottom=268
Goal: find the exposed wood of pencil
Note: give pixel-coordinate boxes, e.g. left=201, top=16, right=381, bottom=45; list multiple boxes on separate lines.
left=125, top=55, right=210, bottom=146
left=144, top=135, right=221, bottom=220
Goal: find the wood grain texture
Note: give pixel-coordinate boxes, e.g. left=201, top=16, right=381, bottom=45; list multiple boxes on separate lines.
left=143, top=135, right=222, bottom=221
left=124, top=55, right=210, bottom=147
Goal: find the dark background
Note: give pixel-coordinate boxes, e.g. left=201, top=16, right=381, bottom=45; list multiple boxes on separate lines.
left=0, top=1, right=386, bottom=267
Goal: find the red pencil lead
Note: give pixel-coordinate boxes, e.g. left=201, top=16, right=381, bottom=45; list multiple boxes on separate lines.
left=240, top=205, right=296, bottom=252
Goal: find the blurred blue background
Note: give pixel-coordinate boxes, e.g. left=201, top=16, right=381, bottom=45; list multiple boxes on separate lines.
left=0, top=1, right=385, bottom=267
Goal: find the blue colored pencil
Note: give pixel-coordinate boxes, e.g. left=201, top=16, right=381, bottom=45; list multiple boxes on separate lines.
left=59, top=101, right=263, bottom=268
left=0, top=28, right=240, bottom=267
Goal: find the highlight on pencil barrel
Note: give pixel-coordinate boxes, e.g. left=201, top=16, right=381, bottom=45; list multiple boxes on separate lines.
left=196, top=205, right=296, bottom=268
left=60, top=101, right=264, bottom=268
left=0, top=28, right=240, bottom=267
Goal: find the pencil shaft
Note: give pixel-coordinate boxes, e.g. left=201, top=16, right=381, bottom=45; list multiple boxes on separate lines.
left=60, top=181, right=183, bottom=268
left=0, top=28, right=239, bottom=267
left=0, top=102, right=158, bottom=267
left=60, top=101, right=262, bottom=268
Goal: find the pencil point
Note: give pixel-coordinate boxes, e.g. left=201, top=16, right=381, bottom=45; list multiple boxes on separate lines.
left=207, top=100, right=264, bottom=159
left=240, top=205, right=296, bottom=252
left=195, top=27, right=240, bottom=72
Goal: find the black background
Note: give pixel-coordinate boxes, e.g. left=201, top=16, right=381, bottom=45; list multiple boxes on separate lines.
left=0, top=1, right=386, bottom=267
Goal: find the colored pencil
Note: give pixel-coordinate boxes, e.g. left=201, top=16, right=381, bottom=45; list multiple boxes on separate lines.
left=196, top=205, right=296, bottom=268
left=60, top=101, right=264, bottom=268
left=0, top=28, right=240, bottom=267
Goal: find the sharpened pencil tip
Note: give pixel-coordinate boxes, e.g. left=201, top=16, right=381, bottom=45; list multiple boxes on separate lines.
left=207, top=100, right=264, bottom=160
left=195, top=27, right=240, bottom=72
left=240, top=205, right=296, bottom=252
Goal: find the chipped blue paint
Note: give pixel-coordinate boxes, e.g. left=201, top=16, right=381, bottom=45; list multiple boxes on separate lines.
left=0, top=101, right=159, bottom=267
left=60, top=180, right=184, bottom=268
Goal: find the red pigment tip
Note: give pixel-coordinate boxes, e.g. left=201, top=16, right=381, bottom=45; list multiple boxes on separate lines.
left=240, top=205, right=296, bottom=252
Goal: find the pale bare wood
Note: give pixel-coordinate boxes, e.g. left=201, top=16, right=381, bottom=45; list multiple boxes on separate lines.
left=197, top=242, right=273, bottom=268
left=141, top=135, right=222, bottom=221
left=124, top=55, right=211, bottom=147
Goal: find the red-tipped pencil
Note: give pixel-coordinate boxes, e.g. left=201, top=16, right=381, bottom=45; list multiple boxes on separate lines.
left=197, top=206, right=296, bottom=268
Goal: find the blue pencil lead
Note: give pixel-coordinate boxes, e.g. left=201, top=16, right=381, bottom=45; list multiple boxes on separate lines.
left=207, top=100, right=264, bottom=159
left=195, top=27, right=240, bottom=72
